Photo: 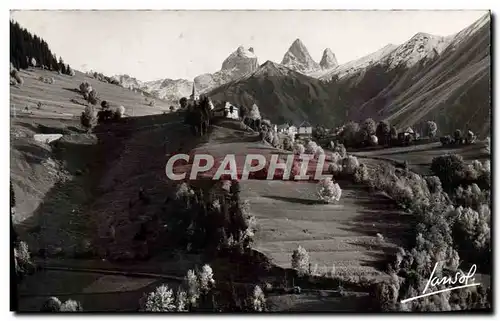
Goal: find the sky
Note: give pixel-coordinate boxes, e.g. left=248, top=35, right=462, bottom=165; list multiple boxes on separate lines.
left=10, top=10, right=487, bottom=82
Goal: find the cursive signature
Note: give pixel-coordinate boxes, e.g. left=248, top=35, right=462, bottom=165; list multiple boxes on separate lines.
left=400, top=262, right=481, bottom=304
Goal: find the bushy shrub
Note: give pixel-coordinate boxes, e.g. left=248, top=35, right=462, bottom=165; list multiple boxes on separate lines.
left=249, top=104, right=261, bottom=120
left=305, top=141, right=319, bottom=155
left=114, top=106, right=126, bottom=119
left=426, top=121, right=438, bottom=138
left=175, top=287, right=188, bottom=312
left=40, top=297, right=62, bottom=312
left=87, top=89, right=99, bottom=105
left=293, top=143, right=305, bottom=155
left=141, top=285, right=176, bottom=311
left=317, top=177, right=342, bottom=203
left=199, top=264, right=215, bottom=292
left=314, top=146, right=325, bottom=159
left=375, top=277, right=399, bottom=311
left=430, top=154, right=467, bottom=189
left=175, top=182, right=195, bottom=200
left=333, top=143, right=347, bottom=157
left=342, top=155, right=360, bottom=175
left=251, top=285, right=266, bottom=312
left=14, top=241, right=33, bottom=275
left=291, top=245, right=309, bottom=276
left=283, top=136, right=293, bottom=151
left=79, top=81, right=92, bottom=94
left=80, top=105, right=97, bottom=131
left=186, top=269, right=200, bottom=306
left=60, top=299, right=83, bottom=312
left=354, top=164, right=370, bottom=184
left=11, top=69, right=23, bottom=85
left=425, top=176, right=443, bottom=194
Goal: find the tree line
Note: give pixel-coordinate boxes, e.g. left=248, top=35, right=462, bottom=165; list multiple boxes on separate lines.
left=10, top=20, right=72, bottom=74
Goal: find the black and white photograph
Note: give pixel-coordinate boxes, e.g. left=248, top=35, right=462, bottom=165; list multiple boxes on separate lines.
left=8, top=7, right=492, bottom=313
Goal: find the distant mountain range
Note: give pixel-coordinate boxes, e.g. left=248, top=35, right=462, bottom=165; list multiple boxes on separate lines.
left=114, top=13, right=491, bottom=136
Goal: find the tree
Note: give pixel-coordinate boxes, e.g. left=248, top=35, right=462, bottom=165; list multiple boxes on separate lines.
left=251, top=286, right=266, bottom=312
left=87, top=89, right=99, bottom=105
left=291, top=245, right=309, bottom=276
left=305, top=140, right=319, bottom=154
left=40, top=297, right=62, bottom=312
left=293, top=143, right=305, bottom=155
left=343, top=155, right=360, bottom=175
left=453, top=129, right=462, bottom=144
left=249, top=104, right=261, bottom=120
left=341, top=121, right=360, bottom=146
left=376, top=121, right=391, bottom=145
left=426, top=121, right=438, bottom=138
left=80, top=105, right=96, bottom=132
left=390, top=126, right=398, bottom=142
left=199, top=264, right=215, bottom=293
left=60, top=299, right=83, bottom=311
left=141, top=285, right=176, bottom=312
left=430, top=154, right=467, bottom=189
left=361, top=118, right=377, bottom=137
left=179, top=97, right=188, bottom=109
left=317, top=177, right=342, bottom=203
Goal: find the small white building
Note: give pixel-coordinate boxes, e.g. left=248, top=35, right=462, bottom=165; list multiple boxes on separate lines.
left=213, top=102, right=239, bottom=119
left=298, top=121, right=313, bottom=136
left=288, top=125, right=298, bottom=136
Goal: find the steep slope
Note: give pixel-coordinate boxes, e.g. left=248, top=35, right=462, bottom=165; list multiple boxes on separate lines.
left=317, top=44, right=397, bottom=80
left=208, top=61, right=342, bottom=125
left=381, top=17, right=491, bottom=137
left=281, top=39, right=320, bottom=74
left=382, top=33, right=451, bottom=70
left=194, top=46, right=259, bottom=94
left=331, top=13, right=491, bottom=136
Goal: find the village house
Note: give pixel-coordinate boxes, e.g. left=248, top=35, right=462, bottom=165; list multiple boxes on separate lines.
left=297, top=121, right=313, bottom=137
left=213, top=101, right=239, bottom=119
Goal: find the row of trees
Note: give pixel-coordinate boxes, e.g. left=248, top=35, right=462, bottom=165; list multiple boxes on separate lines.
left=335, top=119, right=440, bottom=148
left=10, top=20, right=72, bottom=74
left=141, top=264, right=266, bottom=312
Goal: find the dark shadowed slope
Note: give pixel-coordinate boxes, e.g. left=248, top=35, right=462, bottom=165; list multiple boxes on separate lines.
left=380, top=17, right=491, bottom=137
left=208, top=61, right=343, bottom=126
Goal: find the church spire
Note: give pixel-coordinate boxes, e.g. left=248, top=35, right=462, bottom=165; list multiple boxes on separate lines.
left=191, top=83, right=196, bottom=99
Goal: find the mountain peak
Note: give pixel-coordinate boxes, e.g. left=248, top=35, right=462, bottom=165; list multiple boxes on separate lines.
left=384, top=32, right=450, bottom=69
left=320, top=48, right=338, bottom=69
left=281, top=38, right=320, bottom=73
left=221, top=45, right=259, bottom=74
